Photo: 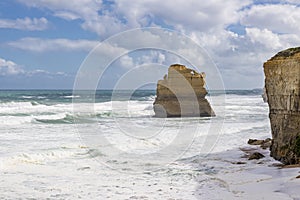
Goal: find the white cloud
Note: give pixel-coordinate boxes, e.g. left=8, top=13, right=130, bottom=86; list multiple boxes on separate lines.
left=17, top=0, right=126, bottom=36
left=80, top=0, right=251, bottom=37
left=13, top=0, right=300, bottom=89
left=115, top=0, right=251, bottom=31
left=17, top=0, right=251, bottom=37
left=157, top=52, right=165, bottom=64
left=0, top=17, right=48, bottom=31
left=244, top=27, right=300, bottom=51
left=26, top=69, right=68, bottom=77
left=119, top=55, right=134, bottom=69
left=240, top=4, right=300, bottom=34
left=81, top=15, right=127, bottom=37
left=0, top=58, right=24, bottom=75
left=7, top=38, right=99, bottom=52
left=282, top=0, right=300, bottom=5
left=17, top=0, right=101, bottom=21
left=245, top=28, right=282, bottom=50
left=136, top=51, right=167, bottom=65
left=0, top=57, right=68, bottom=77
left=53, top=11, right=80, bottom=21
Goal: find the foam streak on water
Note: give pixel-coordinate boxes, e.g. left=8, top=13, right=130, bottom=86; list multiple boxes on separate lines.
left=0, top=90, right=299, bottom=199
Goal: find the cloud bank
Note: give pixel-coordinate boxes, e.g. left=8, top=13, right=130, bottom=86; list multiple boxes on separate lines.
left=5, top=0, right=300, bottom=89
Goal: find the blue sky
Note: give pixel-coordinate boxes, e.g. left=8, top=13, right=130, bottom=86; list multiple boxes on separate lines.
left=0, top=0, right=299, bottom=89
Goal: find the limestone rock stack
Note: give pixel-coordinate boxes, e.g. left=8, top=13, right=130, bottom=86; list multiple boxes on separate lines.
left=264, top=47, right=300, bottom=164
left=153, top=64, right=215, bottom=117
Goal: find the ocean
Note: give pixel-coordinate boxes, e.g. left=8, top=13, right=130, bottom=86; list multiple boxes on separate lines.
left=0, top=90, right=299, bottom=199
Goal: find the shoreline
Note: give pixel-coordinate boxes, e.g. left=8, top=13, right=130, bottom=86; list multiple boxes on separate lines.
left=189, top=143, right=300, bottom=199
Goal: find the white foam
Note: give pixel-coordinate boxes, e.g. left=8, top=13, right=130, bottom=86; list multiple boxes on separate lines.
left=2, top=149, right=77, bottom=166
left=63, top=95, right=81, bottom=98
left=2, top=94, right=299, bottom=199
left=20, top=96, right=33, bottom=99
left=0, top=100, right=157, bottom=125
left=0, top=115, right=33, bottom=125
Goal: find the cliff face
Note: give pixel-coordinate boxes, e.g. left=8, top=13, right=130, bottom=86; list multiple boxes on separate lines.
left=264, top=47, right=300, bottom=164
left=153, top=64, right=215, bottom=117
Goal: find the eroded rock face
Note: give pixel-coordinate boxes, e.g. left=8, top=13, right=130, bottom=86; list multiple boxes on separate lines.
left=264, top=47, right=300, bottom=164
left=153, top=64, right=215, bottom=117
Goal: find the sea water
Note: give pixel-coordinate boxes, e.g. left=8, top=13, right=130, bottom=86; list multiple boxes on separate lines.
left=0, top=90, right=299, bottom=199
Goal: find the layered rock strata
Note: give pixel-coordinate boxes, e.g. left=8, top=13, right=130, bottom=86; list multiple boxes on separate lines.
left=153, top=64, right=215, bottom=117
left=264, top=47, right=300, bottom=164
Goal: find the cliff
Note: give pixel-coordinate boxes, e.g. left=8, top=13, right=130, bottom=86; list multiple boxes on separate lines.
left=264, top=47, right=300, bottom=164
left=153, top=64, right=215, bottom=117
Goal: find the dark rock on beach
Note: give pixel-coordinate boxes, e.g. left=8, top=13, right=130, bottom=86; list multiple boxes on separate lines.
left=248, top=152, right=265, bottom=160
left=248, top=139, right=265, bottom=145
left=248, top=138, right=272, bottom=150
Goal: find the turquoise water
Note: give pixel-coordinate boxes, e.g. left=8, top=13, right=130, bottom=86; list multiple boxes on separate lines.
left=0, top=89, right=262, bottom=102
left=0, top=90, right=157, bottom=104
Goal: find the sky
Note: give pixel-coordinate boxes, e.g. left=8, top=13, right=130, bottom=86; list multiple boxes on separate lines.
left=0, top=0, right=299, bottom=89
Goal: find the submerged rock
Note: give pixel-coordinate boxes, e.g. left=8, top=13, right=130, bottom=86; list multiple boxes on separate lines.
left=248, top=152, right=265, bottom=160
left=264, top=47, right=300, bottom=164
left=153, top=64, right=215, bottom=117
left=248, top=138, right=272, bottom=149
left=248, top=139, right=265, bottom=145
